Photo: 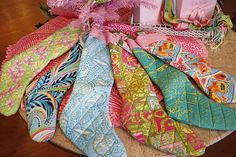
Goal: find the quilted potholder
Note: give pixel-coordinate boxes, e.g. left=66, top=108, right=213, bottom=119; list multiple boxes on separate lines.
left=110, top=42, right=205, bottom=156
left=135, top=36, right=236, bottom=104
left=23, top=41, right=83, bottom=142
left=60, top=35, right=127, bottom=157
left=0, top=27, right=81, bottom=116
left=133, top=47, right=236, bottom=131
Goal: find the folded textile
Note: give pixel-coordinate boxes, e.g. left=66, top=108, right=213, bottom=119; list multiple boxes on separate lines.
left=163, top=0, right=233, bottom=48
left=4, top=16, right=72, bottom=61
left=60, top=35, right=127, bottom=157
left=23, top=41, right=83, bottom=142
left=132, top=46, right=236, bottom=130
left=109, top=83, right=164, bottom=128
left=57, top=85, right=74, bottom=119
left=110, top=42, right=205, bottom=156
left=168, top=35, right=208, bottom=59
left=109, top=84, right=124, bottom=128
left=134, top=34, right=236, bottom=104
left=0, top=27, right=81, bottom=116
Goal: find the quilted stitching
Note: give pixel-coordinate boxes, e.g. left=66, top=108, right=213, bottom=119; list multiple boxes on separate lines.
left=136, top=38, right=236, bottom=103
left=110, top=43, right=205, bottom=156
left=23, top=42, right=83, bottom=142
left=133, top=47, right=236, bottom=130
left=60, top=36, right=127, bottom=157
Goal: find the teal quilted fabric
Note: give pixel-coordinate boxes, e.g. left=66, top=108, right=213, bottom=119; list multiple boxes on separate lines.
left=133, top=47, right=236, bottom=130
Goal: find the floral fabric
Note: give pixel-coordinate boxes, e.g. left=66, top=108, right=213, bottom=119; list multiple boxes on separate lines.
left=133, top=46, right=236, bottom=131
left=23, top=41, right=82, bottom=142
left=0, top=27, right=81, bottom=116
left=135, top=35, right=236, bottom=104
left=110, top=42, right=205, bottom=156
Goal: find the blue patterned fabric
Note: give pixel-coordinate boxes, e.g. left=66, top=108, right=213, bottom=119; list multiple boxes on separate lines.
left=25, top=41, right=83, bottom=142
left=60, top=36, right=127, bottom=157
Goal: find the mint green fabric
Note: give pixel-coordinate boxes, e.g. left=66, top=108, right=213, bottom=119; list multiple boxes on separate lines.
left=133, top=47, right=236, bottom=130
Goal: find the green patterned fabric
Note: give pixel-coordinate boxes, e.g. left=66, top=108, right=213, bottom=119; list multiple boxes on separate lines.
left=94, top=0, right=111, bottom=4
left=110, top=43, right=205, bottom=156
left=0, top=27, right=81, bottom=116
left=133, top=47, right=236, bottom=130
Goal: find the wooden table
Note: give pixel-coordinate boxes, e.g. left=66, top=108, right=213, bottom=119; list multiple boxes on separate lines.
left=0, top=0, right=236, bottom=157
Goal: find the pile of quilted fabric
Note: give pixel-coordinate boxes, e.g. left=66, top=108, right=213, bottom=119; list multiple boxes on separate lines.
left=0, top=0, right=236, bottom=157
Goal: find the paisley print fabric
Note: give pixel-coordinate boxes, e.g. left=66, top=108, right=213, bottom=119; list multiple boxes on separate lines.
left=23, top=42, right=83, bottom=142
left=60, top=36, right=127, bottom=157
left=133, top=47, right=236, bottom=130
left=0, top=27, right=81, bottom=116
left=109, top=43, right=205, bottom=156
left=135, top=37, right=236, bottom=104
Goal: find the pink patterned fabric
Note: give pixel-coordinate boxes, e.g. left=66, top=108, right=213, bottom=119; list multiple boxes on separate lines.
left=105, top=23, right=209, bottom=59
left=58, top=85, right=74, bottom=119
left=5, top=16, right=71, bottom=61
left=109, top=85, right=123, bottom=127
left=50, top=8, right=77, bottom=18
left=0, top=16, right=71, bottom=76
left=136, top=33, right=168, bottom=49
left=168, top=36, right=208, bottom=59
left=107, top=23, right=138, bottom=37
left=89, top=26, right=121, bottom=44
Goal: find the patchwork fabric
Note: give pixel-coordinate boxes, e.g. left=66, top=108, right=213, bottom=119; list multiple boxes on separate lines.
left=23, top=42, right=83, bottom=142
left=0, top=27, right=81, bottom=116
left=110, top=43, right=205, bottom=156
left=135, top=37, right=236, bottom=104
left=133, top=47, right=236, bottom=130
left=60, top=36, right=127, bottom=157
